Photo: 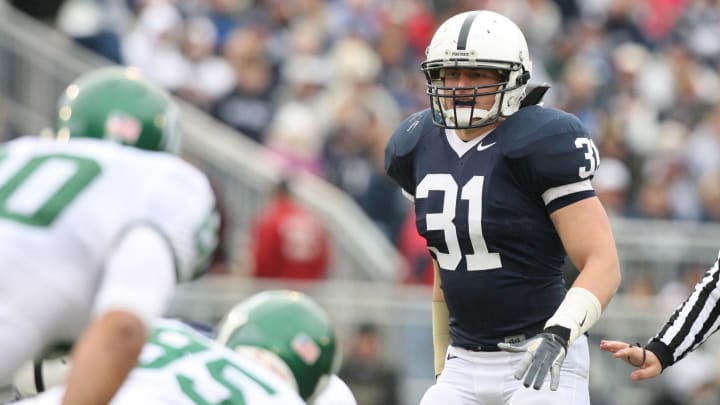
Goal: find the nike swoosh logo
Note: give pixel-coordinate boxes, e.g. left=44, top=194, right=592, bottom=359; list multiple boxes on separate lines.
left=407, top=120, right=420, bottom=133
left=477, top=141, right=496, bottom=151
left=446, top=354, right=459, bottom=361
left=579, top=313, right=587, bottom=327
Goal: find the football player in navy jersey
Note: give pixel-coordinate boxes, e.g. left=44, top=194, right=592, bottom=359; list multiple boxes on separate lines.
left=384, top=10, right=621, bottom=405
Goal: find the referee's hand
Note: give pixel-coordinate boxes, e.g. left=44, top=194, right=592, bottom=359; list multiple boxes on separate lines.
left=600, top=340, right=662, bottom=381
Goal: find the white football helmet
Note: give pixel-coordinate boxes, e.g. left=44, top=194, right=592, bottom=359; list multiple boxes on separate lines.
left=422, top=10, right=532, bottom=129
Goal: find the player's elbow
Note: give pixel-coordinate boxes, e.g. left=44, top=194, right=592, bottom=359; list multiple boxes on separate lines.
left=100, top=310, right=147, bottom=359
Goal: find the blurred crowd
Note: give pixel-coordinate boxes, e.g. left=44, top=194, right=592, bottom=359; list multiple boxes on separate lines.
left=6, top=2, right=720, bottom=403
left=9, top=0, right=720, bottom=285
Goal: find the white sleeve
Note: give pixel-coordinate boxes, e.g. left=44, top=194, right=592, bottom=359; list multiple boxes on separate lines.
left=313, top=375, right=357, bottom=405
left=92, top=224, right=175, bottom=329
left=147, top=159, right=218, bottom=283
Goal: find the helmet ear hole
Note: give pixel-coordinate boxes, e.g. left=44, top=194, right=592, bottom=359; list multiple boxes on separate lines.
left=517, top=71, right=531, bottom=85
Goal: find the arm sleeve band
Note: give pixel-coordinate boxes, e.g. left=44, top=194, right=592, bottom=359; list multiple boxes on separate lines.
left=645, top=339, right=675, bottom=371
left=432, top=300, right=450, bottom=376
left=544, top=287, right=602, bottom=346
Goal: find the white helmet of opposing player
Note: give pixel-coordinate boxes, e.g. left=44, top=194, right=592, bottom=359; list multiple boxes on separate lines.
left=422, top=10, right=532, bottom=129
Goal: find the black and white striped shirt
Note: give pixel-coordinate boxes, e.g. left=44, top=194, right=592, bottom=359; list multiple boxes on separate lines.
left=646, top=250, right=720, bottom=369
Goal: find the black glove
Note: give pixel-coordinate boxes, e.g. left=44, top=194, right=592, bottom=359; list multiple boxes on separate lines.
left=497, top=327, right=569, bottom=390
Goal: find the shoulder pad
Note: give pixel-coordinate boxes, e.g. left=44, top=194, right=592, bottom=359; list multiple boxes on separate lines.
left=384, top=109, right=435, bottom=195
left=519, top=83, right=551, bottom=108
left=500, top=107, right=598, bottom=210
left=385, top=109, right=434, bottom=159
left=499, top=107, right=588, bottom=158
left=149, top=158, right=219, bottom=282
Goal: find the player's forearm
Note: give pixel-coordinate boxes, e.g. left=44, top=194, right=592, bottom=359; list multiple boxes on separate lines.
left=62, top=311, right=146, bottom=405
left=431, top=263, right=449, bottom=376
left=432, top=300, right=450, bottom=376
left=545, top=248, right=620, bottom=346
left=571, top=252, right=621, bottom=310
left=551, top=197, right=621, bottom=310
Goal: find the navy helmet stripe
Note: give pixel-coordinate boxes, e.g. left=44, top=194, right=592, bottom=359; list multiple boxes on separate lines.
left=457, top=11, right=480, bottom=50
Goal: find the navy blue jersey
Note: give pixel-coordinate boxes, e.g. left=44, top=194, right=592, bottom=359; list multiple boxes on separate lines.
left=385, top=106, right=599, bottom=348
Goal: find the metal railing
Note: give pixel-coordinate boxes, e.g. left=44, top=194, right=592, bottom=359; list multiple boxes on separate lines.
left=0, top=2, right=403, bottom=282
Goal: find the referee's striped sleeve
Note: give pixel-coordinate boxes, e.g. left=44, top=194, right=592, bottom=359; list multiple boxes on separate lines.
left=646, top=251, right=720, bottom=369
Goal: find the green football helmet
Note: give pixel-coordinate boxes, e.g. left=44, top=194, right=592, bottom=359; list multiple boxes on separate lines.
left=55, top=66, right=180, bottom=153
left=216, top=290, right=338, bottom=400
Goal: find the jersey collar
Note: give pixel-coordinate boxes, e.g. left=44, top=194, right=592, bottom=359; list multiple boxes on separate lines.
left=445, top=128, right=494, bottom=158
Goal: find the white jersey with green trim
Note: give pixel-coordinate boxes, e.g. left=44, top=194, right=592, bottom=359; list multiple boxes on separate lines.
left=0, top=136, right=218, bottom=379
left=11, top=319, right=307, bottom=405
left=314, top=375, right=357, bottom=405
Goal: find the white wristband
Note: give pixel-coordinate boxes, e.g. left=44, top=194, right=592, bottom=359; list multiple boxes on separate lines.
left=544, top=287, right=602, bottom=346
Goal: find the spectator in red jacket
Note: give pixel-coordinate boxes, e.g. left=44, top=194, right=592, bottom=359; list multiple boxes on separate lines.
left=397, top=209, right=433, bottom=285
left=250, top=180, right=330, bottom=279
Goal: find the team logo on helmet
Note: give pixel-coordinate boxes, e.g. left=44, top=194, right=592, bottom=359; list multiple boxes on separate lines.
left=104, top=111, right=142, bottom=144
left=292, top=332, right=321, bottom=365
